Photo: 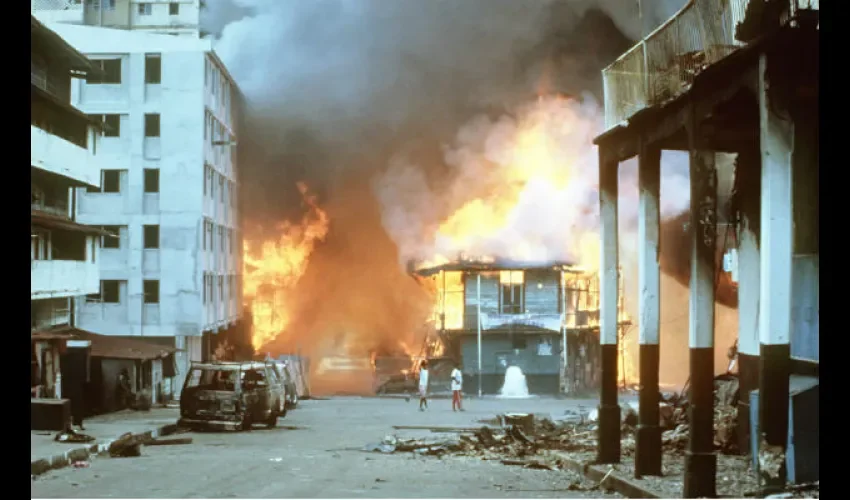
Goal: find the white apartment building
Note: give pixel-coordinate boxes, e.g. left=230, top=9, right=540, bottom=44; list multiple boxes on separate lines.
left=31, top=16, right=103, bottom=398
left=35, top=6, right=243, bottom=398
left=32, top=0, right=203, bottom=37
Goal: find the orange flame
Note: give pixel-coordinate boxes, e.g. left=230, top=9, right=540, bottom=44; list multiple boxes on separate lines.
left=243, top=182, right=330, bottom=350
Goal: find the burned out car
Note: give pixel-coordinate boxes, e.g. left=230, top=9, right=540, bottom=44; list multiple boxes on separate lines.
left=179, top=361, right=286, bottom=431
left=272, top=361, right=299, bottom=409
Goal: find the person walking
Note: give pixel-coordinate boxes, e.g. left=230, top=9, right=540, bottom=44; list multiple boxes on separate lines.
left=451, top=364, right=464, bottom=411
left=418, top=360, right=429, bottom=411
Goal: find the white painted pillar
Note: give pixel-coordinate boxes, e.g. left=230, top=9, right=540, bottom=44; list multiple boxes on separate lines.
left=636, top=144, right=661, bottom=477
left=756, top=51, right=795, bottom=488
left=683, top=130, right=718, bottom=498
left=734, top=148, right=761, bottom=456
left=597, top=149, right=620, bottom=463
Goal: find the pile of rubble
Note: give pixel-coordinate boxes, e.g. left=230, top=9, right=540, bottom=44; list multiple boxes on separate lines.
left=367, top=374, right=743, bottom=469
left=365, top=411, right=600, bottom=469
left=654, top=374, right=741, bottom=455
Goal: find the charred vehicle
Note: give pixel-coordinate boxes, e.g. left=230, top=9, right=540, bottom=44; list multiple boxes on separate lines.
left=179, top=361, right=286, bottom=431
left=272, top=362, right=299, bottom=409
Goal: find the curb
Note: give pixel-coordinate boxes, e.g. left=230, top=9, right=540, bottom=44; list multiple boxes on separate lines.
left=31, top=423, right=178, bottom=477
left=556, top=456, right=664, bottom=499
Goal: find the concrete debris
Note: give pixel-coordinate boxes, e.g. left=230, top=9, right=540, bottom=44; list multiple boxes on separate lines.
left=108, top=432, right=143, bottom=458
left=54, top=429, right=96, bottom=443
left=758, top=441, right=786, bottom=480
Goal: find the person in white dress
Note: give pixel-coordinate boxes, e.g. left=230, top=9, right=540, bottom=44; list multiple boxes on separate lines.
left=418, top=360, right=429, bottom=411
left=451, top=364, right=464, bottom=411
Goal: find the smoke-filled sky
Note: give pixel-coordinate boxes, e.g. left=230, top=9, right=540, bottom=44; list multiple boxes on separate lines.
left=206, top=0, right=740, bottom=388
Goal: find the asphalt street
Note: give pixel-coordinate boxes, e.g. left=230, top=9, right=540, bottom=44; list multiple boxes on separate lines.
left=31, top=397, right=625, bottom=498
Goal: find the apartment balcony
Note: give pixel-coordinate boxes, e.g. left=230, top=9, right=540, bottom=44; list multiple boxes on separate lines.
left=31, top=125, right=100, bottom=187
left=601, top=0, right=819, bottom=129
left=31, top=260, right=99, bottom=300
left=31, top=0, right=85, bottom=25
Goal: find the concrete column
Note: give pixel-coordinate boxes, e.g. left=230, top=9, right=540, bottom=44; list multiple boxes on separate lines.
left=735, top=148, right=761, bottom=455
left=683, top=134, right=718, bottom=497
left=597, top=147, right=620, bottom=464
left=756, top=52, right=796, bottom=489
left=635, top=144, right=661, bottom=477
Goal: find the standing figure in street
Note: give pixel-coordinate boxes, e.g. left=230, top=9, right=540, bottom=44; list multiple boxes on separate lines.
left=451, top=363, right=464, bottom=411
left=418, top=360, right=429, bottom=411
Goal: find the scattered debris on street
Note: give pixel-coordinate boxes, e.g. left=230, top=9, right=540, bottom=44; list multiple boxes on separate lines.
left=144, top=436, right=193, bottom=446
left=108, top=432, right=144, bottom=458
left=54, top=429, right=95, bottom=443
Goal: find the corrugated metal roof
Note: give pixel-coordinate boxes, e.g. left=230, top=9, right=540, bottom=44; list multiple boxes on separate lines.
left=30, top=327, right=179, bottom=361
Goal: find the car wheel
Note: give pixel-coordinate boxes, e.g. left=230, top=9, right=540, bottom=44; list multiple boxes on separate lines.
left=291, top=393, right=298, bottom=409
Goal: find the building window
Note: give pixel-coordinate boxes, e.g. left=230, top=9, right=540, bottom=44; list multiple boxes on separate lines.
left=88, top=59, right=121, bottom=84
left=169, top=2, right=179, bottom=15
left=144, top=54, right=161, bottom=84
left=203, top=273, right=208, bottom=304
left=208, top=168, right=215, bottom=198
left=91, top=114, right=121, bottom=137
left=143, top=280, right=159, bottom=304
left=511, top=336, right=527, bottom=350
left=228, top=229, right=233, bottom=254
left=102, top=170, right=121, bottom=193
left=143, top=225, right=160, bottom=249
left=219, top=174, right=224, bottom=201
left=207, top=274, right=214, bottom=303
left=219, top=276, right=224, bottom=301
left=138, top=3, right=152, bottom=15
left=229, top=182, right=234, bottom=207
left=144, top=169, right=160, bottom=193
left=500, top=271, right=525, bottom=315
left=101, top=280, right=121, bottom=303
left=145, top=114, right=160, bottom=137
left=205, top=220, right=212, bottom=250
left=101, top=225, right=122, bottom=249
left=220, top=226, right=225, bottom=251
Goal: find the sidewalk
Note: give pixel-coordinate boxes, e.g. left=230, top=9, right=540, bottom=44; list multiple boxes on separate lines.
left=31, top=407, right=179, bottom=476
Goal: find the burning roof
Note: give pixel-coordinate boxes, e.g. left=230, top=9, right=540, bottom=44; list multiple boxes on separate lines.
left=411, top=257, right=582, bottom=277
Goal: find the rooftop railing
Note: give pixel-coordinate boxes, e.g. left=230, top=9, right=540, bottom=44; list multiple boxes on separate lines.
left=602, top=0, right=819, bottom=129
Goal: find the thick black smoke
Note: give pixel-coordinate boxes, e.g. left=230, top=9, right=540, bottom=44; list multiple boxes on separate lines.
left=202, top=0, right=690, bottom=224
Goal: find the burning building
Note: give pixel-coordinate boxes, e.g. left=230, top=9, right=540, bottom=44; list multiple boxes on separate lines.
left=413, top=257, right=630, bottom=396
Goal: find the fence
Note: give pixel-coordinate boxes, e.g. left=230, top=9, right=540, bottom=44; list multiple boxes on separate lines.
left=602, top=0, right=818, bottom=128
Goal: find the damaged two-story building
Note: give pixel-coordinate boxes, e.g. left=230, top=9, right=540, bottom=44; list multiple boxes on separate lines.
left=413, top=258, right=629, bottom=396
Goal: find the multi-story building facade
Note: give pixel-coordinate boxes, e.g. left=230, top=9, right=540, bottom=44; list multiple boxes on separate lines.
left=32, top=0, right=203, bottom=37
left=33, top=4, right=243, bottom=399
left=31, top=16, right=104, bottom=398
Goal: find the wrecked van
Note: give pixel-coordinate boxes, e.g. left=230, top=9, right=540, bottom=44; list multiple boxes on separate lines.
left=179, top=361, right=286, bottom=431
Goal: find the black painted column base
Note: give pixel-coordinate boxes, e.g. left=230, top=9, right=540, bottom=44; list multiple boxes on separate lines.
left=596, top=403, right=621, bottom=464
left=597, top=343, right=620, bottom=464
left=737, top=352, right=760, bottom=454
left=684, top=347, right=716, bottom=498
left=635, top=425, right=662, bottom=477
left=636, top=343, right=661, bottom=476
left=684, top=450, right=718, bottom=498
left=758, top=343, right=790, bottom=488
